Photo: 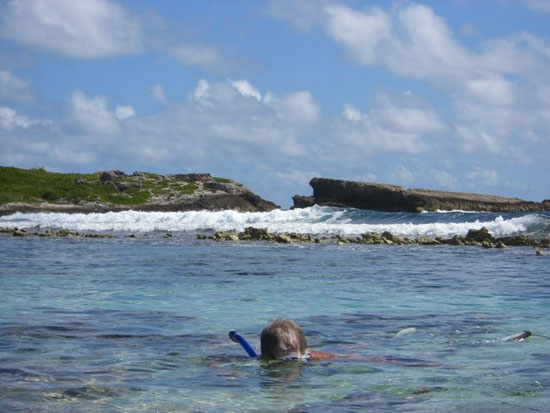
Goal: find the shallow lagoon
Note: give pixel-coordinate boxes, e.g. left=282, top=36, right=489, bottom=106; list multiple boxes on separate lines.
left=1, top=209, right=549, bottom=411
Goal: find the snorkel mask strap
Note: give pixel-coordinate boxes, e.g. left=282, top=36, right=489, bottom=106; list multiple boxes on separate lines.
left=228, top=331, right=258, bottom=358
left=278, top=352, right=311, bottom=362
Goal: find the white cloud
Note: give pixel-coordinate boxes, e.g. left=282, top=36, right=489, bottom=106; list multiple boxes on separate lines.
left=324, top=3, right=472, bottom=81
left=151, top=84, right=166, bottom=102
left=326, top=92, right=445, bottom=159
left=68, top=90, right=120, bottom=135
left=0, top=70, right=35, bottom=103
left=0, top=106, right=31, bottom=129
left=370, top=93, right=446, bottom=134
left=432, top=169, right=457, bottom=188
left=64, top=80, right=318, bottom=162
left=391, top=165, right=414, bottom=184
left=192, top=79, right=211, bottom=101
left=267, top=91, right=320, bottom=125
left=272, top=2, right=550, bottom=159
left=465, top=74, right=516, bottom=106
left=230, top=80, right=262, bottom=101
left=325, top=4, right=392, bottom=66
left=115, top=105, right=135, bottom=120
left=467, top=167, right=499, bottom=185
left=277, top=2, right=548, bottom=97
left=343, top=104, right=363, bottom=122
left=456, top=125, right=501, bottom=154
left=1, top=0, right=142, bottom=59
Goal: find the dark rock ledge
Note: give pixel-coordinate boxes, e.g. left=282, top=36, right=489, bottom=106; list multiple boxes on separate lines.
left=198, top=226, right=550, bottom=250
left=293, top=178, right=550, bottom=213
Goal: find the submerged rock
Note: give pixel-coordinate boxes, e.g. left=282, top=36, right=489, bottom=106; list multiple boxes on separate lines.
left=495, top=235, right=537, bottom=247
left=416, top=236, right=440, bottom=245
left=196, top=226, right=547, bottom=251
left=0, top=227, right=115, bottom=238
left=465, top=227, right=494, bottom=244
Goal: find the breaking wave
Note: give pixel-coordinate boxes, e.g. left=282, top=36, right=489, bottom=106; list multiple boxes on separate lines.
left=1, top=206, right=549, bottom=238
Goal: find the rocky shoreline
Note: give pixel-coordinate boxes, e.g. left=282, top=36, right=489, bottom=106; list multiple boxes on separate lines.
left=293, top=178, right=550, bottom=213
left=2, top=168, right=550, bottom=215
left=0, top=169, right=278, bottom=216
left=199, top=226, right=550, bottom=251
left=4, top=225, right=548, bottom=253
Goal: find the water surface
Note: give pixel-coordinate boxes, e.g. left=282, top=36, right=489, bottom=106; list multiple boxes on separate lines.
left=1, top=208, right=549, bottom=411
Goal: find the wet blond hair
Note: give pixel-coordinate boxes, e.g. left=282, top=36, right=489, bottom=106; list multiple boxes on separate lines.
left=260, top=318, right=307, bottom=359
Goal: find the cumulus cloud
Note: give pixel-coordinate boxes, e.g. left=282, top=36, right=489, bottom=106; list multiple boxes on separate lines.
left=343, top=104, right=363, bottom=122
left=185, top=79, right=319, bottom=155
left=266, top=91, right=320, bottom=125
left=324, top=3, right=472, bottom=81
left=115, top=105, right=135, bottom=120
left=369, top=93, right=446, bottom=134
left=455, top=125, right=501, bottom=154
left=151, top=84, right=166, bottom=102
left=0, top=0, right=142, bottom=59
left=465, top=73, right=516, bottom=106
left=326, top=92, right=445, bottom=159
left=0, top=70, right=35, bottom=103
left=230, top=80, right=262, bottom=101
left=1, top=80, right=325, bottom=172
left=467, top=167, right=499, bottom=186
left=0, top=106, right=32, bottom=129
left=192, top=79, right=211, bottom=101
left=320, top=2, right=548, bottom=96
left=273, top=1, right=550, bottom=161
left=68, top=90, right=121, bottom=135
left=432, top=169, right=457, bottom=188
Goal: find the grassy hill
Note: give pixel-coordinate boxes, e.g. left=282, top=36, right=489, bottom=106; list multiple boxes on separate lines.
left=0, top=167, right=199, bottom=206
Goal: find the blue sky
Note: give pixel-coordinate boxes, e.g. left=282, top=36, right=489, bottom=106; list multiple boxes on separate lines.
left=1, top=0, right=549, bottom=207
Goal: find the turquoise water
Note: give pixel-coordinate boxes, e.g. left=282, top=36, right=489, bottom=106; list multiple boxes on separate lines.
left=1, top=208, right=549, bottom=411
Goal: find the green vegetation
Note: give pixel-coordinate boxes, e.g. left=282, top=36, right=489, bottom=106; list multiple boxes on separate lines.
left=0, top=166, right=202, bottom=206
left=213, top=177, right=232, bottom=183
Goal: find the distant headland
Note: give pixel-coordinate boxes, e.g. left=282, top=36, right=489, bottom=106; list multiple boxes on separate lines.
left=2, top=168, right=549, bottom=215
left=0, top=167, right=278, bottom=216
left=293, top=177, right=550, bottom=213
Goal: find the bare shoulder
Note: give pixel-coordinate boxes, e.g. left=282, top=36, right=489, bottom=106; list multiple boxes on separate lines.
left=307, top=349, right=341, bottom=360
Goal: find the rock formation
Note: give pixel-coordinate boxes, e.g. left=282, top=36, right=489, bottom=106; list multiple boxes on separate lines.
left=0, top=169, right=278, bottom=215
left=293, top=177, right=550, bottom=213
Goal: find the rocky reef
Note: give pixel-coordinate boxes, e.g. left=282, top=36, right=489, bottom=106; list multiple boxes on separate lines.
left=0, top=168, right=278, bottom=215
left=293, top=177, right=550, bottom=213
left=0, top=227, right=116, bottom=238
left=199, top=226, right=550, bottom=250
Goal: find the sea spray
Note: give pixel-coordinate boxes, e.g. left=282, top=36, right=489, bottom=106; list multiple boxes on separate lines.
left=0, top=207, right=548, bottom=238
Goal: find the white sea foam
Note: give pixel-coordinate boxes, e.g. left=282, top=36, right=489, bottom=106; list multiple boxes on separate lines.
left=0, top=207, right=541, bottom=238
left=433, top=209, right=480, bottom=214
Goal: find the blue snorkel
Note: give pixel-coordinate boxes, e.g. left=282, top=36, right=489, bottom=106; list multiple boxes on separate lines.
left=229, top=331, right=258, bottom=358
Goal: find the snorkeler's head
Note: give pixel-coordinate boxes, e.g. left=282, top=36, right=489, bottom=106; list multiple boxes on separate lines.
left=260, top=318, right=307, bottom=360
